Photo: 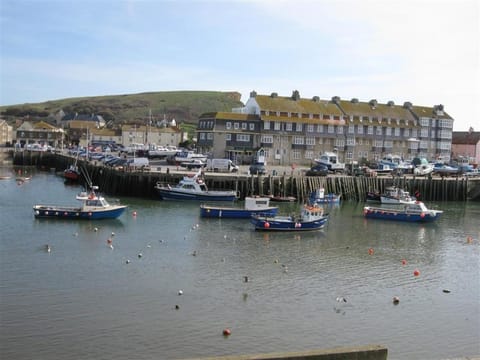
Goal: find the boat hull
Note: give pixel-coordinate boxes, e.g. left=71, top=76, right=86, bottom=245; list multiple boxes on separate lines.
left=363, top=207, right=442, bottom=223
left=156, top=188, right=237, bottom=201
left=251, top=216, right=328, bottom=231
left=33, top=205, right=127, bottom=220
left=200, top=205, right=278, bottom=218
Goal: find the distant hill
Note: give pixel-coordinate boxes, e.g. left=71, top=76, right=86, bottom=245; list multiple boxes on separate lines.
left=0, top=91, right=244, bottom=125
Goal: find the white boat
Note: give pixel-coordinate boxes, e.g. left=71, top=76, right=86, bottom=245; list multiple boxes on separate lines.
left=314, top=152, right=345, bottom=172
left=154, top=169, right=238, bottom=201
left=174, top=150, right=207, bottom=164
left=380, top=187, right=416, bottom=204
left=414, top=158, right=434, bottom=176
left=200, top=196, right=278, bottom=218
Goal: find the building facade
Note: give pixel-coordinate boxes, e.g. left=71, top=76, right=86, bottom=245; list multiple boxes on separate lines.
left=196, top=90, right=454, bottom=165
left=0, top=119, right=13, bottom=146
left=451, top=129, right=480, bottom=166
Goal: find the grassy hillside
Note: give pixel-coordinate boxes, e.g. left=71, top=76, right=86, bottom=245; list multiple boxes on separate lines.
left=0, top=90, right=243, bottom=124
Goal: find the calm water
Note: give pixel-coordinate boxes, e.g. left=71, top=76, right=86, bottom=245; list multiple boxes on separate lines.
left=1, top=168, right=479, bottom=360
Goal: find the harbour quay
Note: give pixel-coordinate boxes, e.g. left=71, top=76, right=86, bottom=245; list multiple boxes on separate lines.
left=12, top=151, right=480, bottom=202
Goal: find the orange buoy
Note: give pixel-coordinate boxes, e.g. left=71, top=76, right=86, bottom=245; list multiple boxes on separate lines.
left=107, top=238, right=113, bottom=244
left=401, top=259, right=407, bottom=265
left=467, top=236, right=473, bottom=244
left=132, top=211, right=137, bottom=217
left=223, top=328, right=231, bottom=336
left=264, top=222, right=270, bottom=229
left=368, top=248, right=374, bottom=255
left=413, top=269, right=420, bottom=277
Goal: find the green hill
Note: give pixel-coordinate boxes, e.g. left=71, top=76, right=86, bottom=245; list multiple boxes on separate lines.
left=0, top=90, right=243, bottom=124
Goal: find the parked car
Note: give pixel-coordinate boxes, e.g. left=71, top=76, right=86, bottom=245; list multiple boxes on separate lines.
left=305, top=164, right=328, bottom=176
left=181, top=159, right=206, bottom=170
left=249, top=163, right=266, bottom=175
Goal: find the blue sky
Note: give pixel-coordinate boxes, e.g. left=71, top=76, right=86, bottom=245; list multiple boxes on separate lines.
left=1, top=0, right=478, bottom=131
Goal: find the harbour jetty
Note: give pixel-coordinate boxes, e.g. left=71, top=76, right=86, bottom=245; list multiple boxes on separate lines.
left=11, top=150, right=480, bottom=201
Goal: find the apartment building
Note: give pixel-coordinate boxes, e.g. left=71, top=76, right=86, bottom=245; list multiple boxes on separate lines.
left=196, top=90, right=454, bottom=165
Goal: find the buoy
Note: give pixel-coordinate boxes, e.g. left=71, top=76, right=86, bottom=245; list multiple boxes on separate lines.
left=443, top=289, right=451, bottom=293
left=45, top=245, right=51, bottom=253
left=393, top=296, right=400, bottom=304
left=264, top=222, right=270, bottom=229
left=401, top=259, right=407, bottom=265
left=413, top=269, right=420, bottom=276
left=109, top=244, right=114, bottom=250
left=178, top=290, right=183, bottom=295
left=467, top=236, right=473, bottom=244
left=94, top=227, right=98, bottom=232
left=336, top=297, right=347, bottom=303
left=244, top=276, right=249, bottom=283
left=175, top=305, right=180, bottom=310
left=107, top=238, right=113, bottom=244
left=132, top=211, right=137, bottom=217
left=223, top=328, right=231, bottom=336
left=126, top=260, right=130, bottom=264
left=138, top=253, right=143, bottom=258
left=111, top=232, right=115, bottom=237
left=368, top=248, right=374, bottom=255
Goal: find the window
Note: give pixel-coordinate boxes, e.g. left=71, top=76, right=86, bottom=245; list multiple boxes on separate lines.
left=264, top=121, right=270, bottom=130
left=404, top=128, right=410, bottom=137
left=237, top=134, right=250, bottom=142
left=328, top=125, right=334, bottom=134
left=386, top=127, right=391, bottom=136
left=317, top=124, right=323, bottom=133
left=376, top=127, right=382, bottom=136
left=249, top=123, right=255, bottom=131
left=226, top=122, right=231, bottom=130
left=368, top=126, right=373, bottom=135
left=261, top=135, right=273, bottom=143
left=296, top=123, right=302, bottom=132
left=304, top=150, right=314, bottom=159
left=348, top=125, right=355, bottom=134
left=286, top=122, right=292, bottom=131
left=334, top=138, right=345, bottom=147
left=207, top=133, right=213, bottom=140
left=421, top=128, right=429, bottom=137
left=293, top=136, right=304, bottom=145
left=306, top=137, right=315, bottom=146
left=200, top=133, right=205, bottom=140
left=337, top=126, right=344, bottom=134
left=346, top=137, right=355, bottom=146
left=307, top=124, right=314, bottom=133
left=225, top=133, right=231, bottom=141
left=395, top=127, right=400, bottom=136
left=357, top=126, right=363, bottom=134
left=420, top=118, right=429, bottom=126
left=292, top=150, right=301, bottom=160
left=274, top=122, right=281, bottom=130
left=242, top=122, right=247, bottom=130
left=234, top=123, right=239, bottom=130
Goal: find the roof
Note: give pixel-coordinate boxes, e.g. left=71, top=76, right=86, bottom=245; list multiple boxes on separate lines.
left=410, top=105, right=453, bottom=120
left=452, top=131, right=480, bottom=145
left=33, top=121, right=58, bottom=130
left=338, top=99, right=416, bottom=122
left=200, top=112, right=259, bottom=121
left=69, top=120, right=99, bottom=130
left=254, top=94, right=343, bottom=116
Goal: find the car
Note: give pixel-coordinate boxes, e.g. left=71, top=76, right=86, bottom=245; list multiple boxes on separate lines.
left=249, top=163, right=266, bottom=175
left=305, top=164, right=328, bottom=176
left=181, top=159, right=206, bottom=170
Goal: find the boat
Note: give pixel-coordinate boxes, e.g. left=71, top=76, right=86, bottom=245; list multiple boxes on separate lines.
left=33, top=185, right=127, bottom=220
left=413, top=158, right=434, bottom=176
left=309, top=188, right=341, bottom=204
left=380, top=186, right=416, bottom=204
left=314, top=152, right=345, bottom=173
left=433, top=163, right=461, bottom=176
left=174, top=150, right=208, bottom=165
left=200, top=196, right=278, bottom=218
left=251, top=204, right=329, bottom=231
left=268, top=195, right=297, bottom=202
left=64, top=164, right=81, bottom=181
left=0, top=175, right=12, bottom=180
left=363, top=201, right=443, bottom=223
left=366, top=190, right=381, bottom=202
left=154, top=169, right=239, bottom=201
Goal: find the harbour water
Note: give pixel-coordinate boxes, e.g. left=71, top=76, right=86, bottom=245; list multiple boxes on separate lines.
left=0, top=168, right=479, bottom=360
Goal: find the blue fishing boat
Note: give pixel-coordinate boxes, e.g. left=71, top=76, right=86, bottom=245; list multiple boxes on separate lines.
left=309, top=188, right=341, bottom=204
left=363, top=201, right=442, bottom=223
left=33, top=186, right=127, bottom=220
left=154, top=169, right=238, bottom=201
left=251, top=204, right=329, bottom=231
left=200, top=196, right=278, bottom=218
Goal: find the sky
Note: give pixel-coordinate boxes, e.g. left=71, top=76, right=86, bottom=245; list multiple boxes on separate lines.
left=0, top=0, right=478, bottom=131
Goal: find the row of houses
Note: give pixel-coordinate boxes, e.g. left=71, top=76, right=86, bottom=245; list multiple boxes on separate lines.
left=195, top=90, right=479, bottom=166
left=1, top=90, right=479, bottom=166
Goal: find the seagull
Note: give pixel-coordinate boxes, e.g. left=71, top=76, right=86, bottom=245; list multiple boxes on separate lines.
left=336, top=297, right=347, bottom=303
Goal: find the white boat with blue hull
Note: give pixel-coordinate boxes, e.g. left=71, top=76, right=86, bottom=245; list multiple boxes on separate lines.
left=251, top=204, right=329, bottom=231
left=33, top=186, right=127, bottom=220
left=155, top=169, right=239, bottom=201
left=200, top=196, right=278, bottom=218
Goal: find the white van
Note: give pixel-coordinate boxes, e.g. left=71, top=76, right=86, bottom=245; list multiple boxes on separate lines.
left=127, top=157, right=150, bottom=171
left=206, top=159, right=239, bottom=173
